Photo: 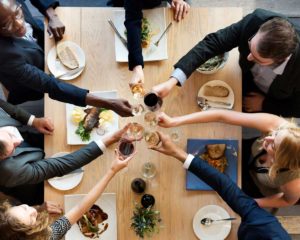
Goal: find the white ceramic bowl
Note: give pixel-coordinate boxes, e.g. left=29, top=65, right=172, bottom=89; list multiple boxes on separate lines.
left=196, top=52, right=229, bottom=75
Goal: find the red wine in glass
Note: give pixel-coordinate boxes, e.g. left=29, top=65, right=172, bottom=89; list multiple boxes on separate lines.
left=144, top=92, right=162, bottom=111
left=118, top=140, right=135, bottom=157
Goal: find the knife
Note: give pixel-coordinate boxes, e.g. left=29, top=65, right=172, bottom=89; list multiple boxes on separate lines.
left=108, top=19, right=128, bottom=49
left=54, top=66, right=84, bottom=79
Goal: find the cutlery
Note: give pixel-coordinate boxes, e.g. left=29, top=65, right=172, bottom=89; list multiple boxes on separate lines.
left=54, top=66, right=84, bottom=79
left=154, top=22, right=172, bottom=47
left=51, top=168, right=84, bottom=181
left=201, top=217, right=236, bottom=226
left=108, top=19, right=128, bottom=49
left=197, top=96, right=231, bottom=110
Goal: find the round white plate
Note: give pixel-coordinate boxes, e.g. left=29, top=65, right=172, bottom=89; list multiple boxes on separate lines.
left=193, top=205, right=231, bottom=240
left=47, top=41, right=86, bottom=80
left=196, top=52, right=229, bottom=74
left=198, top=80, right=234, bottom=109
left=48, top=152, right=84, bottom=191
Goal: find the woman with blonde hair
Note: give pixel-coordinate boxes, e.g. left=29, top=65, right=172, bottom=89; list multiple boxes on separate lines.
left=0, top=148, right=136, bottom=240
left=158, top=110, right=300, bottom=208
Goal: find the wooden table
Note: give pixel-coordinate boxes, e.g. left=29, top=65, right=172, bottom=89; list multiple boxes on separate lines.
left=45, top=7, right=242, bottom=240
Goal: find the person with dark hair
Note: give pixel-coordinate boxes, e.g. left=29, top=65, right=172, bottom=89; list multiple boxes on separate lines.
left=0, top=0, right=132, bottom=117
left=0, top=149, right=135, bottom=240
left=124, top=0, right=190, bottom=92
left=152, top=8, right=300, bottom=117
left=150, top=132, right=290, bottom=240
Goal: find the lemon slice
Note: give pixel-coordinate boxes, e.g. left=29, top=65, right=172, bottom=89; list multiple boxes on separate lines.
left=99, top=110, right=113, bottom=123
left=72, top=107, right=84, bottom=124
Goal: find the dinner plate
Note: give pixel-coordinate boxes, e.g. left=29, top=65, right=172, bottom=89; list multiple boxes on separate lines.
left=198, top=80, right=234, bottom=109
left=112, top=8, right=168, bottom=62
left=193, top=205, right=231, bottom=240
left=48, top=152, right=84, bottom=191
left=66, top=90, right=119, bottom=145
left=65, top=193, right=117, bottom=240
left=47, top=40, right=86, bottom=80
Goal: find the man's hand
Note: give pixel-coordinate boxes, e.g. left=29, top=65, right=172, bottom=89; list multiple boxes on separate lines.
left=40, top=201, right=63, bottom=214
left=32, top=117, right=54, bottom=135
left=152, top=77, right=178, bottom=98
left=243, top=92, right=265, bottom=112
left=46, top=8, right=65, bottom=41
left=108, top=98, right=133, bottom=117
left=171, top=0, right=190, bottom=22
left=157, top=112, right=177, bottom=128
left=130, top=65, right=144, bottom=87
left=149, top=131, right=187, bottom=162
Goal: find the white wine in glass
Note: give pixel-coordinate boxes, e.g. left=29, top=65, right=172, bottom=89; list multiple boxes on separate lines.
left=141, top=162, right=157, bottom=179
left=132, top=104, right=145, bottom=116
left=127, top=122, right=145, bottom=140
left=144, top=111, right=158, bottom=127
left=131, top=83, right=145, bottom=99
left=144, top=131, right=160, bottom=146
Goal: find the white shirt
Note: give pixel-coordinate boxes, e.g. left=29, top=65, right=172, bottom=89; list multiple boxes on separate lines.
left=0, top=126, right=24, bottom=142
left=22, top=22, right=37, bottom=42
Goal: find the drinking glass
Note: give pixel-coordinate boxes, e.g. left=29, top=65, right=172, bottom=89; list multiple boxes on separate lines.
left=144, top=131, right=161, bottom=147
left=170, top=129, right=180, bottom=142
left=143, top=92, right=162, bottom=112
left=132, top=104, right=145, bottom=116
left=118, top=138, right=135, bottom=158
left=131, top=83, right=145, bottom=99
left=127, top=122, right=145, bottom=140
left=141, top=162, right=157, bottom=179
left=144, top=111, right=158, bottom=127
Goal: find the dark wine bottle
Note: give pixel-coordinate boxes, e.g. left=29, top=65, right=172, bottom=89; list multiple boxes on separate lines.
left=131, top=178, right=146, bottom=193
left=141, top=194, right=155, bottom=208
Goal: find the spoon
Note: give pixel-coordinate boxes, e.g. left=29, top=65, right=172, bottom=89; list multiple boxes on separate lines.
left=201, top=217, right=236, bottom=226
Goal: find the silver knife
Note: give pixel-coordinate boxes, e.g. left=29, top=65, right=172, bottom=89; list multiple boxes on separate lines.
left=55, top=66, right=84, bottom=79
left=108, top=19, right=128, bottom=49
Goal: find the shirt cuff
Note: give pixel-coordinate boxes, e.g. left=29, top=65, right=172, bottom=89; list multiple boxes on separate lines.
left=183, top=154, right=195, bottom=169
left=27, top=115, right=35, bottom=126
left=171, top=68, right=187, bottom=86
left=94, top=139, right=106, bottom=152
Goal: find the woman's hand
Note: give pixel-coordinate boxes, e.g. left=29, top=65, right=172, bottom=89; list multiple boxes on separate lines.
left=40, top=201, right=63, bottom=214
left=32, top=117, right=54, bottom=135
left=171, top=0, right=190, bottom=22
left=130, top=65, right=144, bottom=87
left=158, top=112, right=177, bottom=128
left=110, top=149, right=136, bottom=174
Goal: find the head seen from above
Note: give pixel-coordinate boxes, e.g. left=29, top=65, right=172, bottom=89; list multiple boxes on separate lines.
left=247, top=17, right=298, bottom=66
left=0, top=128, right=22, bottom=160
left=0, top=200, right=51, bottom=239
left=262, top=122, right=300, bottom=178
left=0, top=0, right=26, bottom=38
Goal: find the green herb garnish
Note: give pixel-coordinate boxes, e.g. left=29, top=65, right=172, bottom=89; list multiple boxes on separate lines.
left=131, top=203, right=161, bottom=238
left=82, top=214, right=99, bottom=233
left=75, top=121, right=91, bottom=141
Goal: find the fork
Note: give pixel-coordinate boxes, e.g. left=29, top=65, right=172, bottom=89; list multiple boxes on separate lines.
left=154, top=22, right=172, bottom=47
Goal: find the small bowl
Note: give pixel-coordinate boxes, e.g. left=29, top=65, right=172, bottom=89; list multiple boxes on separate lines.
left=196, top=52, right=229, bottom=75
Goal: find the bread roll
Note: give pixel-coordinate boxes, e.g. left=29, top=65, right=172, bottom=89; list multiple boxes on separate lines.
left=206, top=144, right=226, bottom=159
left=57, top=42, right=79, bottom=69
left=203, top=85, right=229, bottom=97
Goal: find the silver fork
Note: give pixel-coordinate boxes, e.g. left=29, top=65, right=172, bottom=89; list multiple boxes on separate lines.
left=154, top=22, right=172, bottom=47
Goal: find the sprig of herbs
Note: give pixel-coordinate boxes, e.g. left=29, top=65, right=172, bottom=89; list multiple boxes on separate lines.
left=75, top=120, right=91, bottom=141
left=131, top=203, right=161, bottom=238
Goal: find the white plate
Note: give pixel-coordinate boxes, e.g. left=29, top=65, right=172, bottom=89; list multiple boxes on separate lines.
left=193, top=205, right=231, bottom=240
left=198, top=80, right=234, bottom=109
left=48, top=152, right=84, bottom=191
left=65, top=193, right=117, bottom=240
left=47, top=40, right=86, bottom=80
left=196, top=52, right=229, bottom=74
left=112, top=8, right=168, bottom=62
left=66, top=90, right=119, bottom=145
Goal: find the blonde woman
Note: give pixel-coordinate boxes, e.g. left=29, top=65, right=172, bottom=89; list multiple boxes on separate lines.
left=158, top=110, right=300, bottom=208
left=0, top=149, right=136, bottom=240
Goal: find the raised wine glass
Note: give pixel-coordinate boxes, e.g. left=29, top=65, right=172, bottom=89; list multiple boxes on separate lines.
left=143, top=92, right=162, bottom=112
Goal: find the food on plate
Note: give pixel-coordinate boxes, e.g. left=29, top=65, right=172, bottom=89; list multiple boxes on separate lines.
left=75, top=107, right=111, bottom=141
left=201, top=144, right=228, bottom=173
left=198, top=54, right=225, bottom=72
left=57, top=42, right=79, bottom=69
left=203, top=85, right=230, bottom=98
left=71, top=107, right=85, bottom=124
left=77, top=204, right=108, bottom=238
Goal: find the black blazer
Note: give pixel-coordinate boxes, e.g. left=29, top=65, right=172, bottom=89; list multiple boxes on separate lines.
left=175, top=9, right=300, bottom=117
left=0, top=0, right=88, bottom=106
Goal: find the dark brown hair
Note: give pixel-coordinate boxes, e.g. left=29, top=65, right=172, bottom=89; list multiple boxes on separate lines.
left=257, top=17, right=299, bottom=63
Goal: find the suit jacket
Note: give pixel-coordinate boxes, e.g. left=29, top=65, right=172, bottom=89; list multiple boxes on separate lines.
left=0, top=99, right=103, bottom=188
left=188, top=156, right=290, bottom=240
left=0, top=0, right=88, bottom=106
left=175, top=9, right=300, bottom=117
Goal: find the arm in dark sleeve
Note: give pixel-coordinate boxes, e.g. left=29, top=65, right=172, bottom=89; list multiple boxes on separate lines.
left=0, top=99, right=31, bottom=125
left=1, top=142, right=103, bottom=187
left=29, top=0, right=59, bottom=15
left=188, top=156, right=268, bottom=220
left=174, top=12, right=250, bottom=79
left=3, top=63, right=88, bottom=107
left=124, top=0, right=144, bottom=70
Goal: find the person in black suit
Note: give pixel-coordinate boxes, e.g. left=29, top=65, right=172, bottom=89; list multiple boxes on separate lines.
left=150, top=132, right=290, bottom=240
left=152, top=9, right=300, bottom=117
left=124, top=0, right=190, bottom=91
left=0, top=98, right=133, bottom=204
left=0, top=0, right=132, bottom=117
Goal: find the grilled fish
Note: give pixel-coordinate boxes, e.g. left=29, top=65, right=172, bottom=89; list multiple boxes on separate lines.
left=83, top=107, right=101, bottom=132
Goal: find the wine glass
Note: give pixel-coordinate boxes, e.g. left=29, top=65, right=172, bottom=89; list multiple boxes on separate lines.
left=131, top=83, right=145, bottom=99
left=143, top=92, right=162, bottom=112
left=127, top=122, right=145, bottom=141
left=144, top=131, right=161, bottom=147
left=132, top=104, right=145, bottom=116
left=141, top=162, right=157, bottom=179
left=144, top=111, right=158, bottom=127
left=118, top=138, right=135, bottom=158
